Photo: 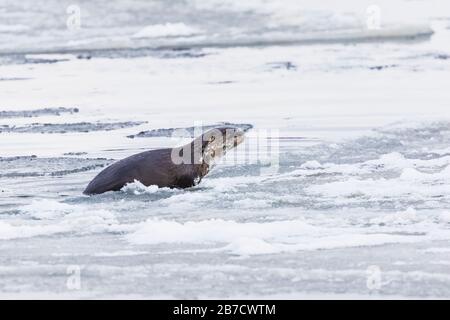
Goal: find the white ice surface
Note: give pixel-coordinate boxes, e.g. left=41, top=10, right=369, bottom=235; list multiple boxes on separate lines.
left=1, top=0, right=450, bottom=299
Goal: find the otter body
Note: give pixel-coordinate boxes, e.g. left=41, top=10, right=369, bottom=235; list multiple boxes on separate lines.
left=83, top=126, right=244, bottom=195
left=83, top=148, right=208, bottom=195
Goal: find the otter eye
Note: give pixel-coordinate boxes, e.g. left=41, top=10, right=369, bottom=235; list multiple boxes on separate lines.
left=223, top=145, right=227, bottom=151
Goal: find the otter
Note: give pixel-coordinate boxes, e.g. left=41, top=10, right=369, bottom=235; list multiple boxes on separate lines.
left=83, top=126, right=245, bottom=195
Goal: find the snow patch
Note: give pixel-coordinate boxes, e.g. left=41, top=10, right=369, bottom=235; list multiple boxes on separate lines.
left=132, top=23, right=202, bottom=39
left=121, top=180, right=160, bottom=195
left=0, top=200, right=125, bottom=240
left=93, top=250, right=148, bottom=257
left=300, top=160, right=323, bottom=169
left=369, top=207, right=420, bottom=226
left=125, top=214, right=450, bottom=256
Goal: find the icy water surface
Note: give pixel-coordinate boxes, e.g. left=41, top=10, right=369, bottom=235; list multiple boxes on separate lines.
left=0, top=0, right=438, bottom=55
left=1, top=0, right=450, bottom=299
left=1, top=118, right=450, bottom=298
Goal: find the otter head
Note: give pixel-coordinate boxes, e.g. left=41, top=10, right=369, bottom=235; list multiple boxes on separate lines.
left=174, top=126, right=245, bottom=166
left=198, top=126, right=245, bottom=166
left=170, top=126, right=245, bottom=185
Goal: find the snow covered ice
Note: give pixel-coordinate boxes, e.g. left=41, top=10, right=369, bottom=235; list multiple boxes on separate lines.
left=1, top=0, right=450, bottom=299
